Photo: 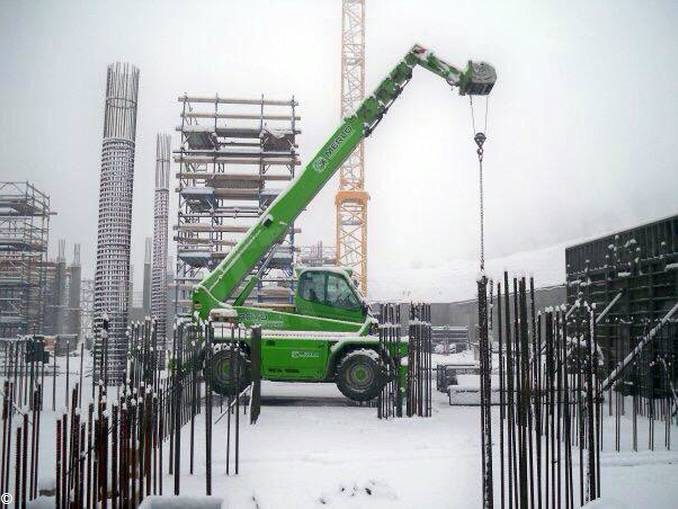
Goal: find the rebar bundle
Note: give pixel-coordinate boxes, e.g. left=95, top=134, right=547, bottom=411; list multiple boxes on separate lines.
left=377, top=303, right=402, bottom=418
left=489, top=273, right=605, bottom=509
left=375, top=302, right=432, bottom=418
left=50, top=319, right=256, bottom=507
left=478, top=275, right=494, bottom=508
left=407, top=303, right=433, bottom=418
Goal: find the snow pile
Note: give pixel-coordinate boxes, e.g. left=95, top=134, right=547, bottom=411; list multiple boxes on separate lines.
left=582, top=498, right=629, bottom=509
left=27, top=497, right=56, bottom=509
left=448, top=386, right=500, bottom=405
left=138, top=496, right=224, bottom=509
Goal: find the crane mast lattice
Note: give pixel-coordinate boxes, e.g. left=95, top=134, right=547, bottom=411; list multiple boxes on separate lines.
left=336, top=0, right=369, bottom=295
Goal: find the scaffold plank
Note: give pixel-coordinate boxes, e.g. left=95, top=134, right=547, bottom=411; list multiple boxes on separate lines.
left=178, top=96, right=298, bottom=107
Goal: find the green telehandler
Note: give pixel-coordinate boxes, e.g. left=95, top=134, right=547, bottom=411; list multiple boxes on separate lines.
left=191, top=44, right=496, bottom=401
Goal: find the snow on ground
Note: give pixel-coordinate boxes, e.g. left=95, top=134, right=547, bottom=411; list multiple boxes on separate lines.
left=170, top=382, right=678, bottom=508
left=176, top=382, right=489, bottom=508
left=432, top=350, right=476, bottom=368
left=21, top=354, right=678, bottom=508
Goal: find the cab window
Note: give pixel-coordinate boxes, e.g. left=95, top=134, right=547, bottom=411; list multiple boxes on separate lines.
left=299, top=271, right=325, bottom=303
left=326, top=273, right=360, bottom=310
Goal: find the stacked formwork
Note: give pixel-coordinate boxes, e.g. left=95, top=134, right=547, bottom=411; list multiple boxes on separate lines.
left=93, top=62, right=140, bottom=383
left=0, top=182, right=51, bottom=339
left=174, top=95, right=300, bottom=315
left=152, top=133, right=170, bottom=350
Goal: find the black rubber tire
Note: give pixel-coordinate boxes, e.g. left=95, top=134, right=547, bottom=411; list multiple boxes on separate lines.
left=206, top=346, right=251, bottom=397
left=335, top=348, right=387, bottom=402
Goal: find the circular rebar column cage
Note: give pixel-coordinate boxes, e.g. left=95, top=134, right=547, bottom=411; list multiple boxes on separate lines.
left=151, top=133, right=171, bottom=360
left=94, top=62, right=140, bottom=384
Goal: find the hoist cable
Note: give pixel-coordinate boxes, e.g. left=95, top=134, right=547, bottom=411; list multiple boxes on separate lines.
left=469, top=95, right=490, bottom=134
left=476, top=133, right=486, bottom=271
left=470, top=96, right=489, bottom=272
left=470, top=95, right=477, bottom=134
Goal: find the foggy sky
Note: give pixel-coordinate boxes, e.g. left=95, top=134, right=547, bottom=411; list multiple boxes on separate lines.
left=1, top=0, right=676, bottom=299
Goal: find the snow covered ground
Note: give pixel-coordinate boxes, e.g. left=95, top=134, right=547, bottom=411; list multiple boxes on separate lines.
left=171, top=382, right=678, bottom=508
left=22, top=354, right=678, bottom=508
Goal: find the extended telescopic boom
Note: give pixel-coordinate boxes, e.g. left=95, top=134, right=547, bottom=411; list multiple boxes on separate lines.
left=192, top=44, right=496, bottom=320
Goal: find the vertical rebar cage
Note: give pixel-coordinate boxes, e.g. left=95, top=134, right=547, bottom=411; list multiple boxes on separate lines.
left=152, top=133, right=171, bottom=355
left=94, top=62, right=140, bottom=383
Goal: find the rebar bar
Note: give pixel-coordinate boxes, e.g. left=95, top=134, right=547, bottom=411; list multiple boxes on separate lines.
left=478, top=275, right=494, bottom=508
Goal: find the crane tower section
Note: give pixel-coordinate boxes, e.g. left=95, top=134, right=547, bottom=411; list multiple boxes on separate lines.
left=336, top=0, right=369, bottom=295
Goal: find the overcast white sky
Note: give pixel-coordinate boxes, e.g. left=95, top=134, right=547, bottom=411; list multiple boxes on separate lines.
left=1, top=0, right=676, bottom=298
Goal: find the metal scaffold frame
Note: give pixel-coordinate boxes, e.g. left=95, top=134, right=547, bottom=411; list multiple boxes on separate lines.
left=152, top=133, right=171, bottom=350
left=299, top=241, right=337, bottom=267
left=336, top=0, right=369, bottom=295
left=0, top=181, right=51, bottom=339
left=93, top=61, right=140, bottom=384
left=174, top=94, right=301, bottom=315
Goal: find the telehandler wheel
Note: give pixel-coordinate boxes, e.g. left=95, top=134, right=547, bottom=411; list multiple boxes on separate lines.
left=336, top=348, right=387, bottom=402
left=206, top=346, right=251, bottom=397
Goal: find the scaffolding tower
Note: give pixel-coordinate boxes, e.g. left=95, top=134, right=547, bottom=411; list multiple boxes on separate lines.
left=174, top=95, right=301, bottom=315
left=0, top=182, right=51, bottom=339
left=299, top=241, right=337, bottom=267
left=336, top=0, right=369, bottom=295
left=93, top=62, right=140, bottom=383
